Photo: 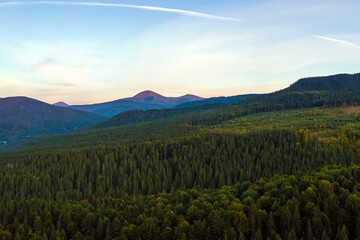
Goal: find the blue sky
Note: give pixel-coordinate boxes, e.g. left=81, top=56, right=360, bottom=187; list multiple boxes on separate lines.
left=0, top=0, right=359, bottom=104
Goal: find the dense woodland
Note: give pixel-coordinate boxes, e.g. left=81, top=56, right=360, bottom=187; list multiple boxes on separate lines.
left=0, top=74, right=360, bottom=239
left=0, top=129, right=359, bottom=239
left=1, top=130, right=359, bottom=199
left=1, top=164, right=360, bottom=239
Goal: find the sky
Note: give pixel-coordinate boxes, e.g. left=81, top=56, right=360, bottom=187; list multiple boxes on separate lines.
left=0, top=0, right=359, bottom=104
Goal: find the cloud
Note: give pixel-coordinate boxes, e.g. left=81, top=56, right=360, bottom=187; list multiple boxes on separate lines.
left=52, top=82, right=78, bottom=87
left=31, top=57, right=57, bottom=70
left=315, top=35, right=360, bottom=49
left=0, top=1, right=241, bottom=21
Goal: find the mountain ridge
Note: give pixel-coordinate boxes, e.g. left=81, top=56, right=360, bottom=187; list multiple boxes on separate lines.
left=69, top=90, right=203, bottom=117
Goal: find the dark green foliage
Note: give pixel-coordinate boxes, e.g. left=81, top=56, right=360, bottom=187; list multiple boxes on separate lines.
left=1, top=130, right=358, bottom=199
left=0, top=164, right=360, bottom=239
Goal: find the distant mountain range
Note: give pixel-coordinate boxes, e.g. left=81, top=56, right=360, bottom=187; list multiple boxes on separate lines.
left=2, top=72, right=359, bottom=151
left=5, top=72, right=360, bottom=152
left=0, top=97, right=105, bottom=143
left=6, top=72, right=358, bottom=147
left=0, top=91, right=258, bottom=145
left=68, top=90, right=203, bottom=117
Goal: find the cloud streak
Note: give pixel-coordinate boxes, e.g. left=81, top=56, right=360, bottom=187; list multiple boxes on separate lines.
left=0, top=1, right=241, bottom=21
left=315, top=35, right=360, bottom=49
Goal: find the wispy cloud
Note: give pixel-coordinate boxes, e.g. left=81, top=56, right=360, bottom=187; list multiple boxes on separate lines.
left=0, top=1, right=241, bottom=21
left=315, top=35, right=360, bottom=49
left=53, top=82, right=78, bottom=87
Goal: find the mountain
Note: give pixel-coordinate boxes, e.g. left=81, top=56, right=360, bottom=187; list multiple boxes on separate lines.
left=0, top=96, right=106, bottom=143
left=69, top=90, right=203, bottom=117
left=53, top=101, right=69, bottom=107
left=175, top=94, right=258, bottom=108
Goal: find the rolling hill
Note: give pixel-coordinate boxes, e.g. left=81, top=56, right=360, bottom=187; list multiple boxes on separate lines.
left=69, top=90, right=203, bottom=117
left=0, top=96, right=106, bottom=144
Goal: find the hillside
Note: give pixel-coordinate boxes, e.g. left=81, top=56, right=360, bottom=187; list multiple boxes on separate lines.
left=0, top=96, right=106, bottom=143
left=92, top=103, right=226, bottom=129
left=233, top=73, right=360, bottom=111
left=175, top=94, right=258, bottom=108
left=2, top=103, right=227, bottom=151
left=70, top=90, right=203, bottom=117
left=287, top=73, right=360, bottom=91
left=210, top=106, right=360, bottom=139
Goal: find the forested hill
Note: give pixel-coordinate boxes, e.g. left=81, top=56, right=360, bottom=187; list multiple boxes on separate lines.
left=287, top=73, right=360, bottom=92
left=91, top=103, right=226, bottom=130
left=233, top=73, right=360, bottom=111
left=0, top=96, right=106, bottom=143
left=175, top=94, right=258, bottom=109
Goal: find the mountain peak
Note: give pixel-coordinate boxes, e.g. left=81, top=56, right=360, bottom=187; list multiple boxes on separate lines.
left=133, top=90, right=164, bottom=99
left=53, top=101, right=69, bottom=107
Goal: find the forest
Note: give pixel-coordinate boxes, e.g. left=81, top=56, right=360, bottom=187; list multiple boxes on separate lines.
left=0, top=163, right=360, bottom=239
